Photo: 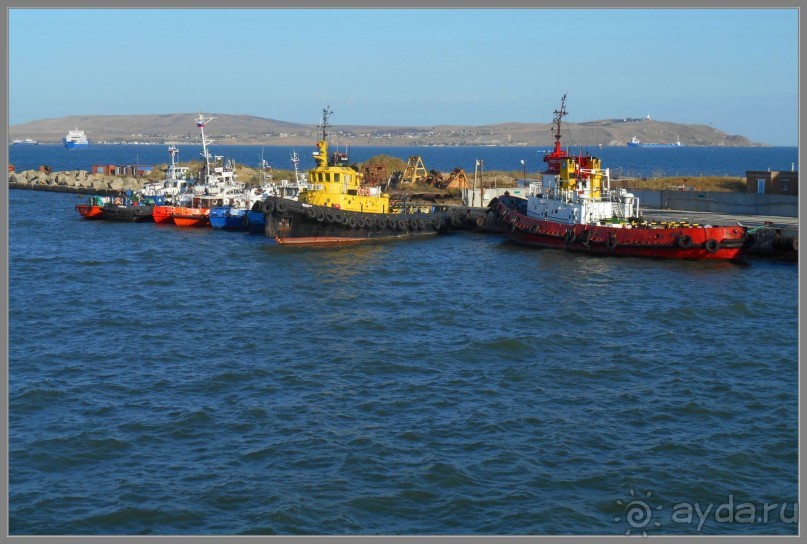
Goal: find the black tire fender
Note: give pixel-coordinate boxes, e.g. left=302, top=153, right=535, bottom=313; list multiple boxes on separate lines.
left=676, top=234, right=693, bottom=249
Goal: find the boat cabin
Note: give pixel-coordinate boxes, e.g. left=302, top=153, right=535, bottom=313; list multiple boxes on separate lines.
left=300, top=138, right=390, bottom=213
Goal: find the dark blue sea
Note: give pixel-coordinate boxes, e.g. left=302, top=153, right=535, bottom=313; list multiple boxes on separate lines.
left=7, top=144, right=799, bottom=536
left=8, top=143, right=799, bottom=179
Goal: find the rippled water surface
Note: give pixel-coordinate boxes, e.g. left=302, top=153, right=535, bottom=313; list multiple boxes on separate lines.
left=9, top=190, right=798, bottom=535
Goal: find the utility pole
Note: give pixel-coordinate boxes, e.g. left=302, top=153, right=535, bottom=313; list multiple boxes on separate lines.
left=521, top=159, right=526, bottom=186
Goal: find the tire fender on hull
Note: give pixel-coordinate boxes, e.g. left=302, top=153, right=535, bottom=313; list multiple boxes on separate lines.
left=676, top=235, right=693, bottom=249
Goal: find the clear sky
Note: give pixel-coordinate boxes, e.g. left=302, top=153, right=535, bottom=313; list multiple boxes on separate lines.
left=8, top=8, right=799, bottom=145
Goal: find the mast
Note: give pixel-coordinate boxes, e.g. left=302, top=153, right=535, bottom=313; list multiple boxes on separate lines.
left=313, top=107, right=332, bottom=168
left=320, top=106, right=332, bottom=141
left=552, top=93, right=567, bottom=155
left=195, top=112, right=217, bottom=180
left=168, top=144, right=179, bottom=174
left=543, top=94, right=569, bottom=174
left=259, top=148, right=272, bottom=184
left=291, top=150, right=300, bottom=183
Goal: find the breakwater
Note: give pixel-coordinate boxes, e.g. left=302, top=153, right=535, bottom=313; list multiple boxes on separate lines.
left=8, top=168, right=148, bottom=195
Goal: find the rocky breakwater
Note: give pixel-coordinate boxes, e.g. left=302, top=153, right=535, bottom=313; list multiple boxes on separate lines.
left=8, top=169, right=147, bottom=195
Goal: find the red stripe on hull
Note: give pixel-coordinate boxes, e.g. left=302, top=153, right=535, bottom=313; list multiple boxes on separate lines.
left=275, top=231, right=438, bottom=245
left=276, top=236, right=373, bottom=245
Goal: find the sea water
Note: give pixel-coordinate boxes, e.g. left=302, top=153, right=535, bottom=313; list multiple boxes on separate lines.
left=8, top=143, right=799, bottom=179
left=7, top=184, right=798, bottom=535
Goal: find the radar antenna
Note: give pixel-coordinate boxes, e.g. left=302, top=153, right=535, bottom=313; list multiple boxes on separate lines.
left=319, top=106, right=333, bottom=141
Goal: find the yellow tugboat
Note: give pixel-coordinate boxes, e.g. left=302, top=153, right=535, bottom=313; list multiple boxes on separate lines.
left=262, top=107, right=448, bottom=244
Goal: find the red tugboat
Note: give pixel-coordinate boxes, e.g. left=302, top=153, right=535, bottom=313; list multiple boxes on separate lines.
left=493, top=95, right=748, bottom=260
left=75, top=195, right=109, bottom=219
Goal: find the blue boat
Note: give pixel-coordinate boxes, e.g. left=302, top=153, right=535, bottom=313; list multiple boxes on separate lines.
left=63, top=128, right=90, bottom=149
left=210, top=206, right=249, bottom=230
left=245, top=203, right=266, bottom=234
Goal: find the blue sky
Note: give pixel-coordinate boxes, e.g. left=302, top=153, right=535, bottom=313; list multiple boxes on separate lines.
left=8, top=8, right=799, bottom=145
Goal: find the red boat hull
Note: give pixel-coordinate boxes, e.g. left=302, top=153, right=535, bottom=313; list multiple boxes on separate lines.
left=76, top=204, right=104, bottom=219
left=153, top=205, right=176, bottom=224
left=496, top=204, right=747, bottom=260
left=172, top=206, right=210, bottom=228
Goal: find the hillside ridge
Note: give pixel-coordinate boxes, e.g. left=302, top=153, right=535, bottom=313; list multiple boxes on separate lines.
left=10, top=113, right=761, bottom=147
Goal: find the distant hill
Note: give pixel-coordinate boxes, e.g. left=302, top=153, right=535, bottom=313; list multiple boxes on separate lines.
left=9, top=113, right=761, bottom=147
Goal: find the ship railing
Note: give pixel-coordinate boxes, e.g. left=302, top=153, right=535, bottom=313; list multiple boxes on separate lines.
left=606, top=189, right=642, bottom=221
left=603, top=188, right=621, bottom=221
left=528, top=181, right=543, bottom=197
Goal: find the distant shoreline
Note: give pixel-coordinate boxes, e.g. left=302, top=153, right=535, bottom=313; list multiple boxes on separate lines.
left=9, top=113, right=767, bottom=147
left=8, top=142, right=778, bottom=148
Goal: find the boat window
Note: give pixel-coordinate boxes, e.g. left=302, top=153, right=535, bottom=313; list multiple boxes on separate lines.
left=325, top=173, right=331, bottom=182
left=334, top=173, right=340, bottom=182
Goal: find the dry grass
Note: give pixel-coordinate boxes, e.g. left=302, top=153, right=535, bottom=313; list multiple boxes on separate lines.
left=463, top=170, right=747, bottom=193
left=611, top=176, right=747, bottom=192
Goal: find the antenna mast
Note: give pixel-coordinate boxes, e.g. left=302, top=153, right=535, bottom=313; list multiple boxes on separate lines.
left=195, top=111, right=217, bottom=177
left=552, top=94, right=567, bottom=154
left=319, top=106, right=332, bottom=141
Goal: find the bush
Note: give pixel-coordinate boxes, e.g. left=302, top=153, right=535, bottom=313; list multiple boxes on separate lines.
left=360, top=154, right=408, bottom=173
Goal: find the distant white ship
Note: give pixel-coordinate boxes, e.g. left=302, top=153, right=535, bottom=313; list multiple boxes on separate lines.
left=63, top=128, right=90, bottom=149
left=10, top=138, right=39, bottom=145
left=627, top=136, right=682, bottom=148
